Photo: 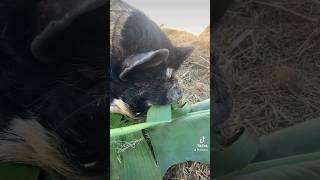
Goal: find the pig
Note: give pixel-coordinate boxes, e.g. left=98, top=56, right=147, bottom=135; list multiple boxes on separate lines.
left=212, top=56, right=233, bottom=127
left=213, top=0, right=234, bottom=24
left=0, top=0, right=193, bottom=180
left=110, top=0, right=194, bottom=115
left=0, top=0, right=107, bottom=179
left=0, top=0, right=193, bottom=179
left=212, top=0, right=234, bottom=127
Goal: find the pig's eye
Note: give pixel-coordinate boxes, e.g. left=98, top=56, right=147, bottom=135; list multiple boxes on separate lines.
left=164, top=68, right=174, bottom=80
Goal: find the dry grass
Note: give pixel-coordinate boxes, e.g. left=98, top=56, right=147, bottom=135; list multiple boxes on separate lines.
left=214, top=0, right=320, bottom=136
left=161, top=26, right=210, bottom=179
left=162, top=26, right=210, bottom=104
left=163, top=161, right=210, bottom=180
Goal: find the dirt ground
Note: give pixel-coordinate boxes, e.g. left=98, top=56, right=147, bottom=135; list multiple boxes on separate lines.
left=215, top=0, right=320, bottom=137
left=160, top=26, right=210, bottom=180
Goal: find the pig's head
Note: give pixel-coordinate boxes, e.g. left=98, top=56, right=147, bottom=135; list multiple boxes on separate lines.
left=110, top=9, right=194, bottom=114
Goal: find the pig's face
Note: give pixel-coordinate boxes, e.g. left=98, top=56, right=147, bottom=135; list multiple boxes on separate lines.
left=110, top=10, right=193, bottom=114
left=111, top=48, right=192, bottom=114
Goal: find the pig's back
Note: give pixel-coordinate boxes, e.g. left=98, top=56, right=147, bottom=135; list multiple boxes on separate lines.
left=110, top=0, right=137, bottom=56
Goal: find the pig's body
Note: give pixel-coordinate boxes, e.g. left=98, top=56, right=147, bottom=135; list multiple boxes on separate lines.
left=0, top=0, right=193, bottom=179
left=212, top=0, right=234, bottom=127
left=0, top=0, right=107, bottom=179
left=212, top=57, right=233, bottom=127
left=110, top=0, right=193, bottom=114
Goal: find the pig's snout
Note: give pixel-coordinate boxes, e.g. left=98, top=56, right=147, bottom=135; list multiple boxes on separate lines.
left=167, top=82, right=182, bottom=103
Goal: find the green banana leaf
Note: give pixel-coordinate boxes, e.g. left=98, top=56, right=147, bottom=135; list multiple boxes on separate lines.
left=215, top=152, right=320, bottom=180
left=149, top=109, right=210, bottom=175
left=254, top=117, right=320, bottom=162
left=0, top=163, right=40, bottom=180
left=121, top=132, right=162, bottom=180
left=213, top=117, right=320, bottom=179
left=110, top=99, right=211, bottom=180
left=213, top=128, right=259, bottom=177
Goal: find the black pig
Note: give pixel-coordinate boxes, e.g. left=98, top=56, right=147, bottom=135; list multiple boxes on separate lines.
left=0, top=0, right=107, bottom=179
left=213, top=0, right=234, bottom=24
left=212, top=56, right=233, bottom=127
left=110, top=0, right=194, bottom=115
left=0, top=0, right=193, bottom=179
left=212, top=0, right=234, bottom=127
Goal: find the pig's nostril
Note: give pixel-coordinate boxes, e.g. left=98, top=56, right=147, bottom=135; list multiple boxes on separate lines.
left=167, top=84, right=182, bottom=102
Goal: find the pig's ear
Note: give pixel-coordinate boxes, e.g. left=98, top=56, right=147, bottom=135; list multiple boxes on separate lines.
left=119, top=49, right=169, bottom=80
left=173, top=46, right=194, bottom=68
left=31, top=0, right=106, bottom=63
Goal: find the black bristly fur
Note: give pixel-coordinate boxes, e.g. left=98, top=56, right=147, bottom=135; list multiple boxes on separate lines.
left=0, top=0, right=107, bottom=178
left=213, top=0, right=234, bottom=24
left=212, top=0, right=234, bottom=127
left=110, top=10, right=192, bottom=114
left=212, top=56, right=233, bottom=127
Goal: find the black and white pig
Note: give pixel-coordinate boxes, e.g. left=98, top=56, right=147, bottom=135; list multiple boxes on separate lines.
left=0, top=0, right=107, bottom=179
left=110, top=0, right=194, bottom=116
left=212, top=0, right=234, bottom=127
left=0, top=0, right=194, bottom=179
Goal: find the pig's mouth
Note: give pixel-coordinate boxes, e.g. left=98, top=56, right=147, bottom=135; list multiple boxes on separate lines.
left=110, top=98, right=153, bottom=118
left=110, top=98, right=185, bottom=119
left=110, top=88, right=185, bottom=118
left=110, top=98, right=136, bottom=118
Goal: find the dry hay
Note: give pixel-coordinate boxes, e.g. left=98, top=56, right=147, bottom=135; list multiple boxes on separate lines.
left=163, top=161, right=210, bottom=180
left=161, top=26, right=210, bottom=179
left=162, top=26, right=210, bottom=104
left=214, top=0, right=320, bottom=136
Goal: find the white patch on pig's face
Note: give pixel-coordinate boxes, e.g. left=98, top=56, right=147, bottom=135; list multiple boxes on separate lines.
left=165, top=68, right=174, bottom=80
left=110, top=98, right=136, bottom=118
